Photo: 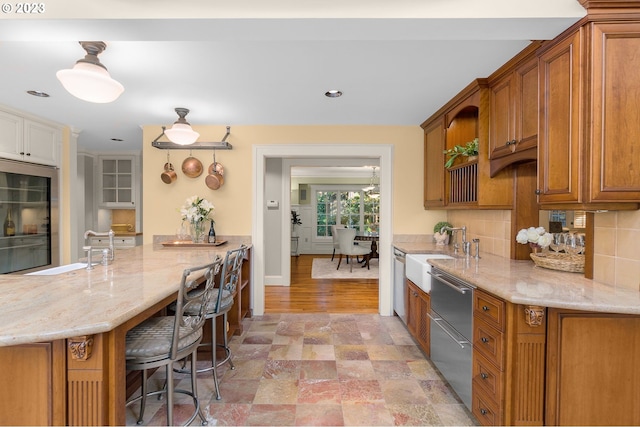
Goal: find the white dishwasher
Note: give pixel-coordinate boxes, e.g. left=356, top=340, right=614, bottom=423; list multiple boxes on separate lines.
left=393, top=248, right=407, bottom=324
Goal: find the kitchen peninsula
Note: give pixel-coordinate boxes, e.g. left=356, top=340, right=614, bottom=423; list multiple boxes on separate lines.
left=0, top=239, right=251, bottom=426
left=395, top=241, right=640, bottom=425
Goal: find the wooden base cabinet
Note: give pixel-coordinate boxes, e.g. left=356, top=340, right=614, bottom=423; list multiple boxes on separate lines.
left=406, top=279, right=430, bottom=356
left=545, top=308, right=640, bottom=425
left=472, top=289, right=547, bottom=426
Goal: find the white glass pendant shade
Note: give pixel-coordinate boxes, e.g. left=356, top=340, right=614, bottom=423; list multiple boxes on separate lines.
left=164, top=108, right=199, bottom=145
left=164, top=123, right=200, bottom=145
left=56, top=62, right=124, bottom=103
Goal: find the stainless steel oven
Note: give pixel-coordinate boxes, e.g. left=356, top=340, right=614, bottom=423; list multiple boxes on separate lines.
left=428, top=267, right=474, bottom=410
left=0, top=159, right=59, bottom=274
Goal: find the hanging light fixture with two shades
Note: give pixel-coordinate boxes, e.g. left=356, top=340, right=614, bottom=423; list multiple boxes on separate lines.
left=56, top=41, right=124, bottom=104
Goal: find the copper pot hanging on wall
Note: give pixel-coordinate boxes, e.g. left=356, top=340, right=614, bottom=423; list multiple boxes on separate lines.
left=205, top=151, right=225, bottom=190
left=160, top=153, right=177, bottom=184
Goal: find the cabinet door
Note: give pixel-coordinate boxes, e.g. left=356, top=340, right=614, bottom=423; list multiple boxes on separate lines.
left=538, top=29, right=583, bottom=204
left=0, top=110, right=24, bottom=162
left=488, top=73, right=515, bottom=159
left=407, top=280, right=430, bottom=355
left=23, top=119, right=59, bottom=167
left=589, top=22, right=640, bottom=202
left=546, top=309, right=640, bottom=425
left=423, top=117, right=446, bottom=208
left=514, top=56, right=538, bottom=153
left=99, top=156, right=136, bottom=208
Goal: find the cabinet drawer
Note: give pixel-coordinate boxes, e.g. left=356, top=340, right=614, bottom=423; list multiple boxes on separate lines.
left=474, top=290, right=506, bottom=331
left=473, top=316, right=505, bottom=369
left=472, top=387, right=502, bottom=426
left=473, top=350, right=503, bottom=403
left=90, top=236, right=136, bottom=248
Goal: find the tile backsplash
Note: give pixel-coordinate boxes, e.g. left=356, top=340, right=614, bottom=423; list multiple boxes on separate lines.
left=446, top=210, right=512, bottom=259
left=446, top=209, right=640, bottom=291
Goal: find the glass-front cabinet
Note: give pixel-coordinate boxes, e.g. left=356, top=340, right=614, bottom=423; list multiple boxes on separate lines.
left=0, top=159, right=58, bottom=274
left=98, top=156, right=136, bottom=208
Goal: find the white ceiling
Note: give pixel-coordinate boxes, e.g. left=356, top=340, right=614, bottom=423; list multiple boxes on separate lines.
left=0, top=0, right=586, bottom=153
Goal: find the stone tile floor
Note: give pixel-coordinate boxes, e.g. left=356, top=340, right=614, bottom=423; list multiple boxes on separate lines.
left=125, top=313, right=478, bottom=426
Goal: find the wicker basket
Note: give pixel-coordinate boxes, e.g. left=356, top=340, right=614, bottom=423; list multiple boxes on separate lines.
left=530, top=252, right=585, bottom=273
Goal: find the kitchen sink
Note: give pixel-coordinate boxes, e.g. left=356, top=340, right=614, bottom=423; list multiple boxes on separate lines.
left=25, top=262, right=89, bottom=275
left=405, top=253, right=453, bottom=292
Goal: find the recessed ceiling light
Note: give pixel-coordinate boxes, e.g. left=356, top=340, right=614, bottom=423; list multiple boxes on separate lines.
left=325, top=90, right=343, bottom=98
left=27, top=90, right=50, bottom=98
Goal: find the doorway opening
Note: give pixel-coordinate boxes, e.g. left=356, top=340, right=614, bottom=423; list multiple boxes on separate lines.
left=253, top=144, right=393, bottom=317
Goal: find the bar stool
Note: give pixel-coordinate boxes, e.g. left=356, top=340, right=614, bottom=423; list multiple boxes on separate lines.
left=176, top=244, right=248, bottom=400
left=125, top=258, right=222, bottom=426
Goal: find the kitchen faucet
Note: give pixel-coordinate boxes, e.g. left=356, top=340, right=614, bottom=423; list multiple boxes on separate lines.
left=441, top=225, right=469, bottom=255
left=83, top=229, right=115, bottom=269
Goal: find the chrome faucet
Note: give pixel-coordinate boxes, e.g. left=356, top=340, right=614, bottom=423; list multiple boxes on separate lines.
left=441, top=225, right=469, bottom=255
left=83, top=229, right=115, bottom=265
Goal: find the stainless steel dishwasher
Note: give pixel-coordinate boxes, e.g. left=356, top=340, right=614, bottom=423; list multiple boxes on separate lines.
left=393, top=247, right=407, bottom=324
left=428, top=267, right=474, bottom=410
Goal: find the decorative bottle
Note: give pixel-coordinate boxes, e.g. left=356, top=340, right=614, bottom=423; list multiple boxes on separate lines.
left=4, top=208, right=16, bottom=237
left=208, top=219, right=216, bottom=243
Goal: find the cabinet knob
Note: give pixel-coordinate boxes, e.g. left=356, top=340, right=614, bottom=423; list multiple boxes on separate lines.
left=26, top=153, right=31, bottom=156
left=481, top=372, right=488, bottom=379
left=535, top=189, right=542, bottom=195
left=481, top=337, right=489, bottom=343
left=19, top=151, right=25, bottom=155
left=480, top=409, right=488, bottom=415
left=482, top=305, right=489, bottom=311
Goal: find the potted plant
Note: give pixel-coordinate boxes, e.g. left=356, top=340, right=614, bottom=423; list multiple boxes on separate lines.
left=433, top=221, right=453, bottom=245
left=443, top=137, right=479, bottom=168
left=291, top=210, right=302, bottom=236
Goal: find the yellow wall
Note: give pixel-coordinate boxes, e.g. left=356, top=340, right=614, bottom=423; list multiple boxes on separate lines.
left=142, top=124, right=446, bottom=244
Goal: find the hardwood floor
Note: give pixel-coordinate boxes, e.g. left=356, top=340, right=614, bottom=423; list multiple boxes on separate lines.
left=264, top=254, right=379, bottom=313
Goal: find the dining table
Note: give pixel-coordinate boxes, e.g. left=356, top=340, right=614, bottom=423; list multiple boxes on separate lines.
left=354, top=232, right=379, bottom=263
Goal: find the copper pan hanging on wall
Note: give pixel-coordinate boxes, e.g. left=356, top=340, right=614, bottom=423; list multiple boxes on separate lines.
left=181, top=151, right=203, bottom=178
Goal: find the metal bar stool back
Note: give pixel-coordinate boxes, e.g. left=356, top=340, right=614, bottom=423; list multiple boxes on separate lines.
left=125, top=257, right=222, bottom=426
left=200, top=244, right=247, bottom=400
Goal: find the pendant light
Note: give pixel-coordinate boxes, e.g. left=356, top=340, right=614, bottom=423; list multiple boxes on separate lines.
left=164, top=108, right=200, bottom=145
left=363, top=166, right=380, bottom=198
left=56, top=41, right=124, bottom=103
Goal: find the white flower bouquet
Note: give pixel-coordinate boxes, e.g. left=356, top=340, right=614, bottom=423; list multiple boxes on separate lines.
left=180, top=195, right=214, bottom=223
left=516, top=226, right=553, bottom=248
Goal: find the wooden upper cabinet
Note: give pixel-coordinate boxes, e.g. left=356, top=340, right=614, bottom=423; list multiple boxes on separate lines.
left=538, top=20, right=640, bottom=209
left=423, top=117, right=446, bottom=208
left=421, top=79, right=514, bottom=210
left=488, top=44, right=540, bottom=177
left=588, top=21, right=640, bottom=203
left=538, top=29, right=583, bottom=207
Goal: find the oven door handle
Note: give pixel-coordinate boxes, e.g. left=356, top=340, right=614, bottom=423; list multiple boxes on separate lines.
left=427, top=271, right=470, bottom=294
left=427, top=312, right=470, bottom=349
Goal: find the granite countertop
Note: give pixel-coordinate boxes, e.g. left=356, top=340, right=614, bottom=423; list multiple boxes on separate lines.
left=393, top=241, right=640, bottom=316
left=0, top=239, right=250, bottom=347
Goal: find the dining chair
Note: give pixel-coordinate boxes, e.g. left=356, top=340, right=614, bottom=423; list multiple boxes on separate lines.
left=330, top=224, right=346, bottom=261
left=125, top=257, right=222, bottom=426
left=336, top=228, right=370, bottom=272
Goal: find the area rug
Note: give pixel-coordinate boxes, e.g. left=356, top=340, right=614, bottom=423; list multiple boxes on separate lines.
left=311, top=257, right=378, bottom=279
